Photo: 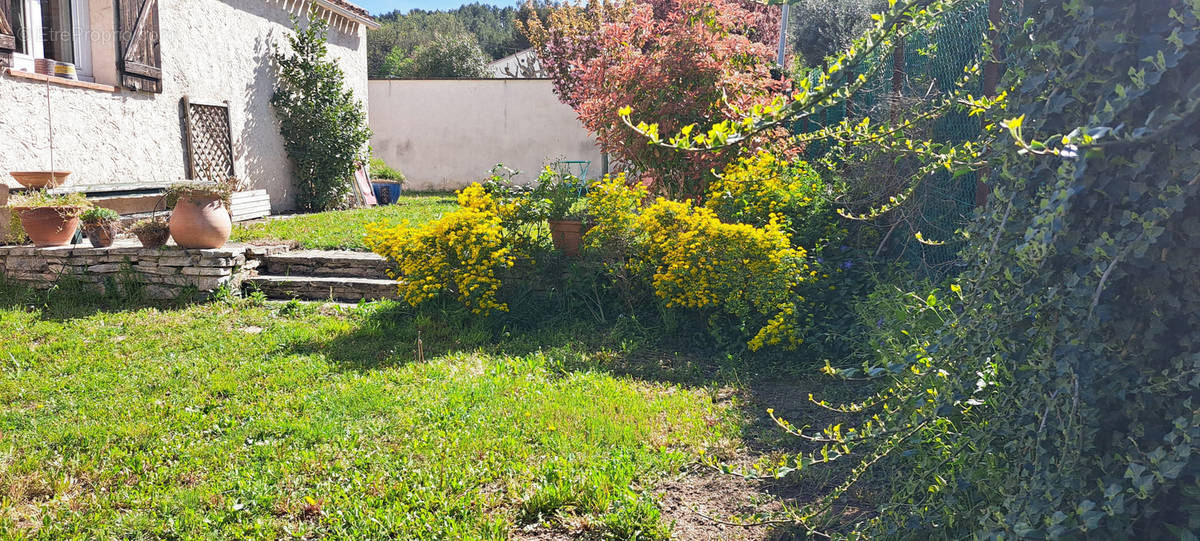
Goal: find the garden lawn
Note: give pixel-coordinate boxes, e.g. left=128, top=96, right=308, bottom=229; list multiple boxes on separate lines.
left=231, top=193, right=457, bottom=251
left=0, top=294, right=735, bottom=539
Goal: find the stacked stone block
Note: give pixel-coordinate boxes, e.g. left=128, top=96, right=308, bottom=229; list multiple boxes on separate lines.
left=0, top=240, right=290, bottom=299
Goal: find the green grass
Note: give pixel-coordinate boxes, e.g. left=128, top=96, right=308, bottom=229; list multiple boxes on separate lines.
left=0, top=287, right=737, bottom=539
left=231, top=193, right=458, bottom=251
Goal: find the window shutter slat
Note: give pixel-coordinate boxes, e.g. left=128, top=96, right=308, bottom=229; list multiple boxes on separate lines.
left=0, top=2, right=15, bottom=67
left=117, top=0, right=162, bottom=93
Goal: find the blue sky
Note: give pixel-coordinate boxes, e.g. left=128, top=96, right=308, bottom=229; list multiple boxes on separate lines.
left=353, top=0, right=518, bottom=14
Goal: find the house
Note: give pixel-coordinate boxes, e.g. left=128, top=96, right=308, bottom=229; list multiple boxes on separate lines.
left=0, top=0, right=378, bottom=215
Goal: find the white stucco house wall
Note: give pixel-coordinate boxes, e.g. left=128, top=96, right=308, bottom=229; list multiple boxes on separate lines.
left=0, top=0, right=378, bottom=213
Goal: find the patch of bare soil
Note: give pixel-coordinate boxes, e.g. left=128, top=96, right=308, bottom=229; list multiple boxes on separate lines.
left=654, top=376, right=881, bottom=540
left=514, top=373, right=880, bottom=540
left=656, top=468, right=799, bottom=540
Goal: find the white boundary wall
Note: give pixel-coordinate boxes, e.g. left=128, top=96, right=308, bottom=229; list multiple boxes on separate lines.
left=368, top=79, right=603, bottom=191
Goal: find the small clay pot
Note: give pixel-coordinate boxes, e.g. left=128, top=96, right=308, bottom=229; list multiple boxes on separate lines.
left=169, top=195, right=232, bottom=249
left=548, top=219, right=585, bottom=257
left=135, top=228, right=170, bottom=249
left=14, top=206, right=82, bottom=248
left=83, top=222, right=119, bottom=248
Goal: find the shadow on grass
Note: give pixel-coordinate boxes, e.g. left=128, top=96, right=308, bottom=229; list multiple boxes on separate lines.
left=0, top=275, right=214, bottom=323
left=4, top=279, right=879, bottom=538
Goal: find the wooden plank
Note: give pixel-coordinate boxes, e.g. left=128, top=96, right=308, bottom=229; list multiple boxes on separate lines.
left=122, top=61, right=161, bottom=80
left=232, top=196, right=270, bottom=204
left=232, top=213, right=271, bottom=223
left=231, top=190, right=269, bottom=200
left=117, top=0, right=162, bottom=93
left=5, top=68, right=120, bottom=93
left=232, top=204, right=272, bottom=214
left=182, top=95, right=196, bottom=179
left=232, top=205, right=271, bottom=213
left=0, top=0, right=14, bottom=41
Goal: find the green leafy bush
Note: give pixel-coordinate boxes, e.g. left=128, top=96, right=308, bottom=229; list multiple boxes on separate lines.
left=712, top=0, right=1200, bottom=537
left=272, top=14, right=372, bottom=211
left=382, top=31, right=491, bottom=78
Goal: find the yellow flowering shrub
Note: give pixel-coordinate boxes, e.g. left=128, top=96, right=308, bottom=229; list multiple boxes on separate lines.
left=707, top=151, right=842, bottom=248
left=582, top=173, right=645, bottom=251
left=365, top=184, right=516, bottom=314
left=636, top=199, right=810, bottom=350
left=580, top=174, right=815, bottom=349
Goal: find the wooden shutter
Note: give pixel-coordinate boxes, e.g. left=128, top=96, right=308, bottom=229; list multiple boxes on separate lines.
left=117, top=0, right=162, bottom=93
left=0, top=1, right=15, bottom=69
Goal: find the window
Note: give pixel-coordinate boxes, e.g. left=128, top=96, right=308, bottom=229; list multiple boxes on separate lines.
left=8, top=0, right=91, bottom=80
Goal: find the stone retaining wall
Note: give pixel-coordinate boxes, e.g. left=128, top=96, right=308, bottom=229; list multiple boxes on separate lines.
left=0, top=240, right=289, bottom=299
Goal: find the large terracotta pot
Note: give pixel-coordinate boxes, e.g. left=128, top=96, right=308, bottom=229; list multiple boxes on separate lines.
left=169, top=196, right=231, bottom=249
left=14, top=206, right=82, bottom=247
left=83, top=222, right=119, bottom=248
left=548, top=219, right=584, bottom=257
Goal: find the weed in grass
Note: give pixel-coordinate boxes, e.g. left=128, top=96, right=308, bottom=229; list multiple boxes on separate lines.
left=601, top=494, right=672, bottom=540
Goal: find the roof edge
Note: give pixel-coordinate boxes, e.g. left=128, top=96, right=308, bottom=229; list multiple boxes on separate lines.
left=315, top=0, right=381, bottom=30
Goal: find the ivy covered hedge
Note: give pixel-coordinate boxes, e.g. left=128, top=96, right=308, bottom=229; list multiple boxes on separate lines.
left=762, top=0, right=1200, bottom=537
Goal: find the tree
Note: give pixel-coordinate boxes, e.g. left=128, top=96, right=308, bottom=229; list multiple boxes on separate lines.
left=789, top=0, right=887, bottom=68
left=524, top=0, right=787, bottom=199
left=368, top=3, right=556, bottom=78
left=272, top=15, right=371, bottom=211
left=382, top=32, right=492, bottom=79
left=367, top=11, right=467, bottom=77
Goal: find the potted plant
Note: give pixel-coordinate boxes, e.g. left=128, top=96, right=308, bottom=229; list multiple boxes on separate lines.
left=9, top=191, right=88, bottom=248
left=534, top=168, right=588, bottom=257
left=130, top=218, right=170, bottom=249
left=79, top=207, right=121, bottom=248
left=369, top=157, right=405, bottom=205
left=166, top=181, right=234, bottom=249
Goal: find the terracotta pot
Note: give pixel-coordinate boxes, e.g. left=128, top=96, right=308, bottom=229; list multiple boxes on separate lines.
left=169, top=195, right=231, bottom=249
left=83, top=222, right=119, bottom=248
left=135, top=228, right=170, bottom=249
left=10, top=171, right=72, bottom=189
left=14, top=206, right=82, bottom=248
left=548, top=219, right=584, bottom=257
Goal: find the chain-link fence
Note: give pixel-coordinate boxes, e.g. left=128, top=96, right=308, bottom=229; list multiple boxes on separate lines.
left=797, top=1, right=990, bottom=277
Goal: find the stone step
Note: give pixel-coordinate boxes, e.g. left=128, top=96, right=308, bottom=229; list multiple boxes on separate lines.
left=244, top=275, right=399, bottom=302
left=263, top=250, right=392, bottom=278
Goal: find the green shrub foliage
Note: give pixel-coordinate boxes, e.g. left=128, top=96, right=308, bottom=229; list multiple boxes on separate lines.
left=273, top=15, right=372, bottom=211
left=382, top=31, right=491, bottom=78
left=748, top=0, right=1200, bottom=537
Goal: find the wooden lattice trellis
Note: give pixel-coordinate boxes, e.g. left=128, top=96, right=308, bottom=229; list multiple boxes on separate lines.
left=182, top=96, right=235, bottom=181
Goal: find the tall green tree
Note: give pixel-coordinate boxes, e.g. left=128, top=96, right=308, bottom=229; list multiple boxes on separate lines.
left=383, top=32, right=491, bottom=78
left=789, top=0, right=887, bottom=68
left=272, top=15, right=371, bottom=211
left=368, top=2, right=556, bottom=78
